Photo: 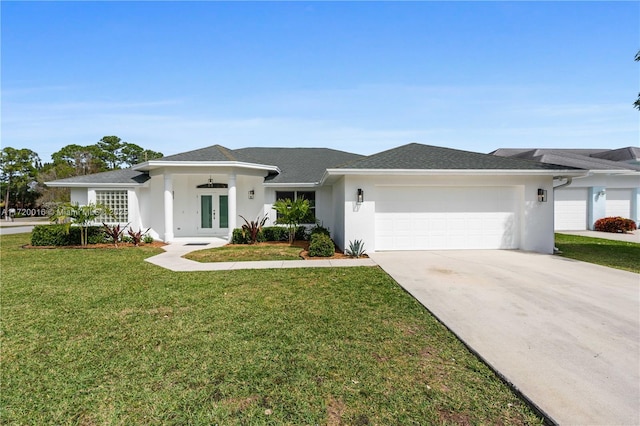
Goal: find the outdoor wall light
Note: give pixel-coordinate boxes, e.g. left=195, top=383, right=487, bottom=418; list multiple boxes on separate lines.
left=537, top=188, right=547, bottom=202
left=357, top=188, right=364, bottom=204
left=248, top=189, right=255, bottom=199
left=597, top=189, right=606, bottom=198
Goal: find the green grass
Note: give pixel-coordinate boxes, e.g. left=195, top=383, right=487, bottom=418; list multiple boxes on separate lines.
left=555, top=233, right=640, bottom=273
left=184, top=244, right=303, bottom=262
left=1, top=233, right=542, bottom=425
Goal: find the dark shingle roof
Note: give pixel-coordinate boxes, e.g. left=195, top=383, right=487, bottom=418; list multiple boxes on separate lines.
left=337, top=143, right=574, bottom=170
left=234, top=147, right=364, bottom=183
left=46, top=169, right=150, bottom=185
left=491, top=147, right=640, bottom=171
left=158, top=144, right=255, bottom=162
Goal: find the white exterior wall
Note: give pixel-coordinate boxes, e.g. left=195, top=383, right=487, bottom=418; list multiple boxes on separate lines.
left=341, top=174, right=555, bottom=254
left=70, top=188, right=88, bottom=205
left=555, top=174, right=640, bottom=229
left=331, top=178, right=346, bottom=250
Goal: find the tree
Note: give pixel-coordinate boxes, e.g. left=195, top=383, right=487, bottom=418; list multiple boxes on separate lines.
left=96, top=136, right=124, bottom=170
left=272, top=198, right=310, bottom=244
left=51, top=144, right=106, bottom=175
left=120, top=142, right=163, bottom=167
left=49, top=202, right=110, bottom=246
left=635, top=51, right=640, bottom=111
left=0, top=147, right=41, bottom=219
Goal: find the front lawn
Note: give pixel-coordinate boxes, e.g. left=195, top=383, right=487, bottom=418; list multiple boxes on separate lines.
left=555, top=233, right=640, bottom=273
left=1, top=233, right=542, bottom=424
left=184, top=243, right=303, bottom=262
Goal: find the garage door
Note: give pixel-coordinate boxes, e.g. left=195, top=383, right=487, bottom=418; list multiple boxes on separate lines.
left=375, top=186, right=520, bottom=250
left=554, top=188, right=588, bottom=230
left=605, top=189, right=632, bottom=218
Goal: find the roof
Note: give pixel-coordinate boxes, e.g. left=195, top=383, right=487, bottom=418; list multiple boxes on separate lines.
left=45, top=169, right=150, bottom=187
left=491, top=147, right=640, bottom=171
left=336, top=143, right=574, bottom=170
left=233, top=147, right=364, bottom=184
left=157, top=144, right=257, bottom=163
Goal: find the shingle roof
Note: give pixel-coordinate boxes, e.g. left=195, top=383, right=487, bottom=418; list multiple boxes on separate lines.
left=234, top=147, right=364, bottom=183
left=46, top=169, right=150, bottom=185
left=158, top=144, right=256, bottom=162
left=491, top=147, right=640, bottom=171
left=337, top=143, right=573, bottom=170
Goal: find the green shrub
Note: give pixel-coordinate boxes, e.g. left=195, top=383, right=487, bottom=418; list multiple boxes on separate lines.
left=295, top=225, right=309, bottom=241
left=310, top=224, right=330, bottom=238
left=261, top=226, right=289, bottom=242
left=594, top=217, right=637, bottom=233
left=232, top=228, right=251, bottom=244
left=31, top=224, right=105, bottom=246
left=142, top=234, right=155, bottom=244
left=308, top=233, right=335, bottom=257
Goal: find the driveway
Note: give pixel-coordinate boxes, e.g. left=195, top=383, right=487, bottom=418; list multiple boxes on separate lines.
left=369, top=250, right=640, bottom=425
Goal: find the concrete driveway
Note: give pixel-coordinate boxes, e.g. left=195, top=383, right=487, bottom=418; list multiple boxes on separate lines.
left=369, top=250, right=639, bottom=425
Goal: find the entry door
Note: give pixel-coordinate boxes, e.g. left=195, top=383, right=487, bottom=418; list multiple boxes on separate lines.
left=198, top=193, right=228, bottom=233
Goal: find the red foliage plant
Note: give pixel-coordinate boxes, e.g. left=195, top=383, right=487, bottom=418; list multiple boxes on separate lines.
left=593, top=217, right=637, bottom=233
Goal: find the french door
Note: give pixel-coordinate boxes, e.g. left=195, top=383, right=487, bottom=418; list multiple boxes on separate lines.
left=197, top=193, right=228, bottom=234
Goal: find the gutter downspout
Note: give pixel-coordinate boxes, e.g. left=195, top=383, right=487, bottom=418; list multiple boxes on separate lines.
left=553, top=176, right=573, bottom=190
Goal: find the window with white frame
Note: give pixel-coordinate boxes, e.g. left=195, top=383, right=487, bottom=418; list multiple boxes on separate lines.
left=96, top=190, right=128, bottom=223
left=275, top=190, right=316, bottom=223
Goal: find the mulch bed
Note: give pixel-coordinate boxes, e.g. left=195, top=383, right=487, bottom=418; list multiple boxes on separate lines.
left=22, top=242, right=167, bottom=249
left=231, top=241, right=367, bottom=260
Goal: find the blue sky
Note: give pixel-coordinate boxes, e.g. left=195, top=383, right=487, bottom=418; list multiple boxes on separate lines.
left=2, top=1, right=638, bottom=162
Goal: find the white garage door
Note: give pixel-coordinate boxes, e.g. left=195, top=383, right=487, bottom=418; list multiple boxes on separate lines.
left=605, top=189, right=632, bottom=218
left=375, top=186, right=520, bottom=250
left=554, top=188, right=588, bottom=231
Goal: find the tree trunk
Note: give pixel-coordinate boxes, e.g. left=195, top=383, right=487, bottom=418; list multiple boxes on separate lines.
left=4, top=175, right=10, bottom=221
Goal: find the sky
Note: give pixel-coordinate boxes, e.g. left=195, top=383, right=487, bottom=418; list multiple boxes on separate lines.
left=2, top=1, right=639, bottom=162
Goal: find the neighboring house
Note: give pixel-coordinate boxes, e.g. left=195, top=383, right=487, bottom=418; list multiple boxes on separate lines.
left=46, top=143, right=584, bottom=254
left=491, top=147, right=640, bottom=230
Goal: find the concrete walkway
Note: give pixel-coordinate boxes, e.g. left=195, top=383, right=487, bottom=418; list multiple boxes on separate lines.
left=558, top=229, right=640, bottom=243
left=370, top=250, right=640, bottom=425
left=145, top=238, right=376, bottom=271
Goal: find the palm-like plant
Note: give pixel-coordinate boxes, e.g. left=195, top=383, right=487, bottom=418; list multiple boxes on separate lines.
left=272, top=198, right=310, bottom=244
left=345, top=239, right=366, bottom=258
left=49, top=202, right=111, bottom=246
left=239, top=215, right=268, bottom=244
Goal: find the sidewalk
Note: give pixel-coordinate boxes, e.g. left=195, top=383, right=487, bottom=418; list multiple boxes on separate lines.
left=145, top=238, right=377, bottom=271
left=558, top=229, right=639, bottom=243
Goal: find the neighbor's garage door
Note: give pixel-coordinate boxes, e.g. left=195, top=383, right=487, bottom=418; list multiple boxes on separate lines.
left=554, top=188, right=588, bottom=230
left=375, top=186, right=520, bottom=250
left=605, top=189, right=632, bottom=218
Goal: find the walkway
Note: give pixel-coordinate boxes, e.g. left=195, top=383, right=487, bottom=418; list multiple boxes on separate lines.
left=145, top=238, right=376, bottom=271
left=558, top=229, right=639, bottom=243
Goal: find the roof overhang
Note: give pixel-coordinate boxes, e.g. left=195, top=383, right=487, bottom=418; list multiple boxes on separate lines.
left=263, top=182, right=319, bottom=188
left=44, top=181, right=146, bottom=188
left=133, top=160, right=280, bottom=174
left=321, top=168, right=587, bottom=184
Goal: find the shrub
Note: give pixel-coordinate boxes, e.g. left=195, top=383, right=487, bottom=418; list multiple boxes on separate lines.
left=308, top=233, right=335, bottom=257
left=31, top=225, right=105, bottom=246
left=261, top=226, right=288, bottom=242
left=103, top=222, right=127, bottom=247
left=240, top=215, right=268, bottom=244
left=142, top=234, right=155, bottom=244
left=310, top=224, right=330, bottom=238
left=295, top=225, right=309, bottom=241
left=128, top=228, right=150, bottom=246
left=345, top=239, right=366, bottom=258
left=594, top=217, right=637, bottom=233
left=232, top=228, right=251, bottom=244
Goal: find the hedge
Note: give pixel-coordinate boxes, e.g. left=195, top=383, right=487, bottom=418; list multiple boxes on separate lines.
left=31, top=224, right=106, bottom=246
left=231, top=226, right=309, bottom=244
left=593, top=217, right=637, bottom=233
left=308, top=233, right=335, bottom=257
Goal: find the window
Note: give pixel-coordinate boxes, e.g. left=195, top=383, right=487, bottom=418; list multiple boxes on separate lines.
left=275, top=190, right=316, bottom=223
left=96, top=190, right=128, bottom=223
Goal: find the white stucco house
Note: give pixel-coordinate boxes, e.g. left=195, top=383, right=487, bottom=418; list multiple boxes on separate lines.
left=46, top=143, right=586, bottom=254
left=492, top=147, right=640, bottom=231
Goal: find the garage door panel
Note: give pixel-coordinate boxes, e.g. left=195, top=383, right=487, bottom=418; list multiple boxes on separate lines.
left=606, top=189, right=632, bottom=218
left=375, top=187, right=520, bottom=250
left=554, top=188, right=588, bottom=231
